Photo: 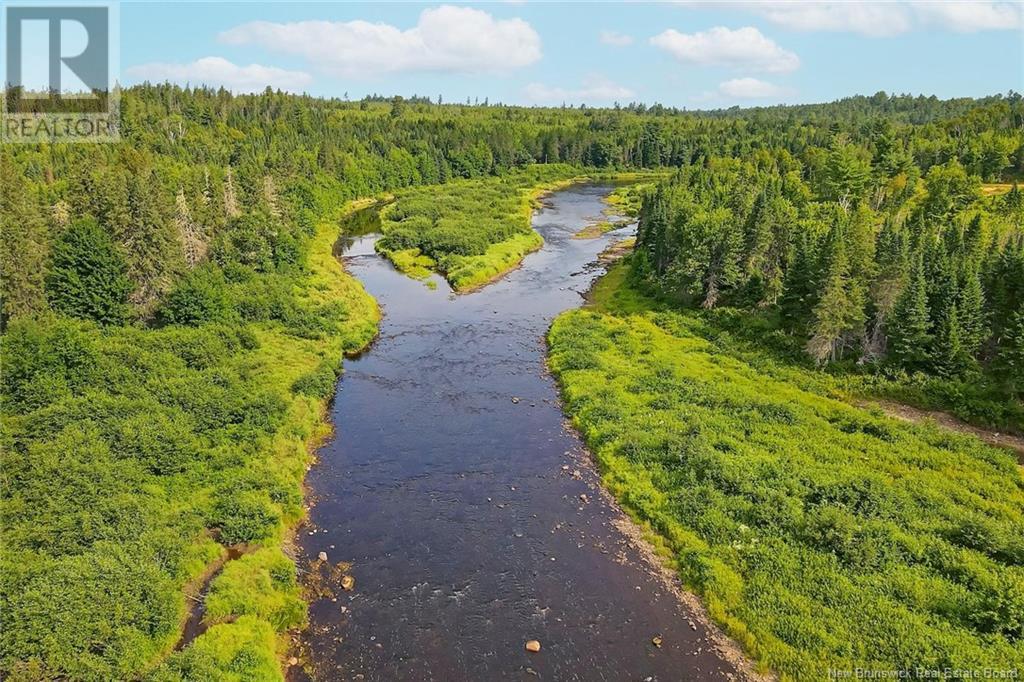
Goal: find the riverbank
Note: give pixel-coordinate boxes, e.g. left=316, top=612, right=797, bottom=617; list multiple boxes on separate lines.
left=149, top=200, right=382, bottom=678
left=548, top=261, right=1024, bottom=679
left=294, top=183, right=747, bottom=680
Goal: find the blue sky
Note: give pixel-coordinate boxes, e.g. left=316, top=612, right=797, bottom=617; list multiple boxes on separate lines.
left=121, top=2, right=1023, bottom=109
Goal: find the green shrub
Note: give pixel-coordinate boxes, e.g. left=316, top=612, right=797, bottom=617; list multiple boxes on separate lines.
left=151, top=616, right=282, bottom=682
left=291, top=358, right=341, bottom=399
left=204, top=548, right=306, bottom=631
left=212, top=491, right=281, bottom=545
left=159, top=266, right=233, bottom=326
left=45, top=218, right=132, bottom=325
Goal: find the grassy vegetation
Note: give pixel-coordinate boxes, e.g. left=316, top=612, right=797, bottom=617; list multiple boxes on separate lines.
left=0, top=204, right=378, bottom=681
left=375, top=165, right=585, bottom=290
left=603, top=179, right=658, bottom=217
left=374, top=167, right=664, bottom=290
left=981, top=183, right=1017, bottom=197
left=549, top=262, right=1024, bottom=680
left=572, top=221, right=622, bottom=239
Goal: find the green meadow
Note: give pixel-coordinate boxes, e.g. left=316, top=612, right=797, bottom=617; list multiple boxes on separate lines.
left=548, top=264, right=1024, bottom=679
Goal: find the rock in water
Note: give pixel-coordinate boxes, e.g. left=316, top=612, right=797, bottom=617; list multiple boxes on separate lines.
left=525, top=640, right=541, bottom=653
left=341, top=575, right=356, bottom=591
left=318, top=551, right=328, bottom=562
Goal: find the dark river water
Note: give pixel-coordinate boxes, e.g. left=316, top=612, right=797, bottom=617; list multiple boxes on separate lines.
left=295, top=185, right=740, bottom=681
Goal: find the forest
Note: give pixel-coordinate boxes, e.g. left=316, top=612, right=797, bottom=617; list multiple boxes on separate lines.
left=1, top=85, right=1023, bottom=680
left=548, top=90, right=1024, bottom=678
left=632, top=146, right=1024, bottom=428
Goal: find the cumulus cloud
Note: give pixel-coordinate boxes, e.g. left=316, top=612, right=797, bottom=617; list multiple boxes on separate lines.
left=126, top=57, right=312, bottom=93
left=690, top=77, right=794, bottom=105
left=599, top=30, right=634, bottom=46
left=717, top=77, right=791, bottom=99
left=650, top=26, right=799, bottom=73
left=523, top=75, right=635, bottom=104
left=218, top=5, right=541, bottom=77
left=681, top=1, right=1021, bottom=37
left=912, top=1, right=1022, bottom=32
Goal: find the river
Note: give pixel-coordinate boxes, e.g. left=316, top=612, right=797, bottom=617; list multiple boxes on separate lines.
left=294, top=184, right=742, bottom=681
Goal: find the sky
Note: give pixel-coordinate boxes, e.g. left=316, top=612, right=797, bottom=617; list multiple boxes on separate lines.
left=117, top=1, right=1024, bottom=109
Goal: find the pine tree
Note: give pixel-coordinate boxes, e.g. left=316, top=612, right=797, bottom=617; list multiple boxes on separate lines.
left=866, top=220, right=907, bottom=358
left=964, top=213, right=986, bottom=262
left=122, top=169, right=183, bottom=308
left=996, top=306, right=1024, bottom=396
left=823, top=140, right=871, bottom=206
left=887, top=252, right=933, bottom=371
left=702, top=208, right=743, bottom=309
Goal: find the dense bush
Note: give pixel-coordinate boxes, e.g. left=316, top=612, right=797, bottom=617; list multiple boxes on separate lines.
left=159, top=265, right=234, bottom=326
left=44, top=218, right=132, bottom=325
left=291, top=358, right=342, bottom=399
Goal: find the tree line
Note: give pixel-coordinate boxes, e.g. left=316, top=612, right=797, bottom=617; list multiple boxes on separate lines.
left=634, top=141, right=1024, bottom=400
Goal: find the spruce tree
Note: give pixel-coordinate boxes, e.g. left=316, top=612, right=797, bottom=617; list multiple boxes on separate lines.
left=0, top=155, right=49, bottom=326
left=887, top=252, right=933, bottom=371
left=46, top=218, right=132, bottom=325
left=781, top=231, right=817, bottom=334
left=806, top=226, right=864, bottom=363
left=997, top=306, right=1024, bottom=397
left=933, top=301, right=971, bottom=377
left=958, top=263, right=987, bottom=358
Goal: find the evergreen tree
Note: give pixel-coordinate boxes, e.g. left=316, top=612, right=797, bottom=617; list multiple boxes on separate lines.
left=780, top=231, right=817, bottom=333
left=807, top=226, right=865, bottom=363
left=887, top=252, right=933, bottom=371
left=45, top=218, right=132, bottom=325
left=823, top=140, right=871, bottom=206
left=122, top=169, right=183, bottom=308
left=0, top=156, right=49, bottom=326
left=958, top=263, right=987, bottom=358
left=933, top=300, right=971, bottom=376
left=996, top=306, right=1024, bottom=396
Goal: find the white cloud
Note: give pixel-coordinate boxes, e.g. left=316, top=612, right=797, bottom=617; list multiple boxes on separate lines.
left=737, top=2, right=911, bottom=37
left=717, top=77, right=792, bottom=99
left=650, top=26, right=799, bottom=73
left=681, top=1, right=1021, bottom=37
left=599, top=29, right=634, bottom=46
left=912, top=1, right=1022, bottom=32
left=523, top=75, right=635, bottom=104
left=218, top=5, right=541, bottom=77
left=126, top=57, right=312, bottom=93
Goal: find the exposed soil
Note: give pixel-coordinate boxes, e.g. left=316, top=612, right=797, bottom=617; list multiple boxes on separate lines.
left=863, top=399, right=1024, bottom=463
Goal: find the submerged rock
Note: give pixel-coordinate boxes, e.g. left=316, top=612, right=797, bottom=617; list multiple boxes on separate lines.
left=525, top=639, right=541, bottom=653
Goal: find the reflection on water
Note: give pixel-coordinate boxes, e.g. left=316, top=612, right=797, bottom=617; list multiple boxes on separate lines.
left=295, top=185, right=739, bottom=681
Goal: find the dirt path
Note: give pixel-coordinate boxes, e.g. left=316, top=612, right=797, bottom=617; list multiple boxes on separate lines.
left=864, top=399, right=1024, bottom=463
